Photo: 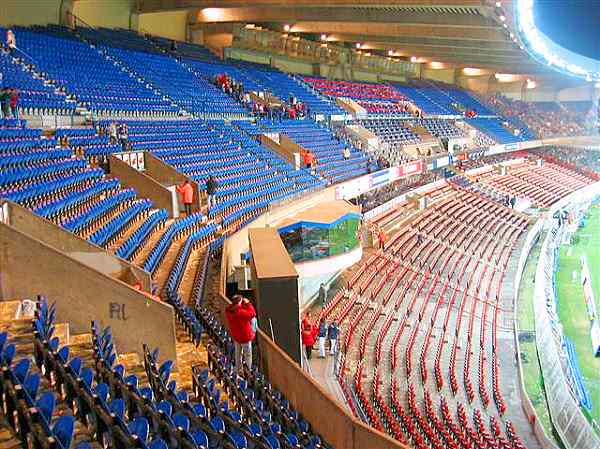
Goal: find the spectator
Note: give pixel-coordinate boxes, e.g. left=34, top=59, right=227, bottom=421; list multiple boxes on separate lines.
left=301, top=314, right=318, bottom=361
left=510, top=196, right=516, bottom=209
left=6, top=29, right=16, bottom=53
left=118, top=124, right=129, bottom=150
left=317, top=319, right=327, bottom=358
left=303, top=151, right=314, bottom=169
left=378, top=227, right=387, bottom=250
left=0, top=88, right=9, bottom=118
left=318, top=283, right=328, bottom=306
left=343, top=146, right=351, bottom=160
left=9, top=88, right=18, bottom=119
left=328, top=321, right=339, bottom=355
left=108, top=121, right=118, bottom=144
left=225, top=294, right=257, bottom=374
left=176, top=179, right=194, bottom=216
left=206, top=175, right=218, bottom=212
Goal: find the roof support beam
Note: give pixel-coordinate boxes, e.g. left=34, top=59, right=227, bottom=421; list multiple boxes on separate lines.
left=138, top=0, right=486, bottom=14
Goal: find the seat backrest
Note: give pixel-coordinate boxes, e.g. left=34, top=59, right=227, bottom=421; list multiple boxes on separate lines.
left=53, top=415, right=75, bottom=449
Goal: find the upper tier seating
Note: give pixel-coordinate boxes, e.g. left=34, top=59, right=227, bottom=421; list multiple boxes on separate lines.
left=304, top=78, right=405, bottom=101
left=303, top=78, right=414, bottom=116
left=416, top=118, right=464, bottom=139
left=0, top=44, right=75, bottom=115
left=12, top=26, right=177, bottom=115
left=466, top=117, right=531, bottom=144
left=0, top=124, right=172, bottom=257
left=392, top=84, right=452, bottom=115
left=487, top=95, right=583, bottom=138
left=236, top=119, right=374, bottom=183
left=429, top=83, right=497, bottom=115
left=359, top=119, right=421, bottom=146
left=78, top=27, right=246, bottom=116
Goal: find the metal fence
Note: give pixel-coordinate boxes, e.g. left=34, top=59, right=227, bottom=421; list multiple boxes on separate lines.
left=534, top=182, right=600, bottom=449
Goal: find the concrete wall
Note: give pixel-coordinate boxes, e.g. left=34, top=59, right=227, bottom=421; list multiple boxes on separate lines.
left=422, top=67, right=456, bottom=84
left=259, top=134, right=294, bottom=165
left=109, top=154, right=176, bottom=217
left=5, top=201, right=151, bottom=291
left=0, top=0, right=71, bottom=26
left=557, top=84, right=594, bottom=102
left=0, top=222, right=177, bottom=363
left=72, top=0, right=134, bottom=29
left=144, top=152, right=202, bottom=213
left=137, top=10, right=188, bottom=41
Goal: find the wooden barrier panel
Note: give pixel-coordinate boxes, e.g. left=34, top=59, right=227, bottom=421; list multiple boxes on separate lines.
left=0, top=222, right=177, bottom=363
left=259, top=134, right=294, bottom=165
left=110, top=155, right=177, bottom=217
left=5, top=201, right=152, bottom=291
left=143, top=152, right=202, bottom=213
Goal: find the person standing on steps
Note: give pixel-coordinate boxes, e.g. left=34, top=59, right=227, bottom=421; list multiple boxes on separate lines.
left=328, top=321, right=339, bottom=355
left=9, top=88, right=18, bottom=119
left=301, top=313, right=318, bottom=361
left=176, top=179, right=194, bottom=216
left=6, top=29, right=16, bottom=54
left=317, top=319, right=327, bottom=358
left=206, top=175, right=218, bottom=213
left=225, top=294, right=257, bottom=374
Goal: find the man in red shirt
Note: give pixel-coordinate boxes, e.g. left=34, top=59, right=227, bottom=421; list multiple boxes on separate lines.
left=176, top=180, right=194, bottom=216
left=225, top=295, right=257, bottom=374
left=301, top=314, right=319, bottom=361
left=9, top=89, right=18, bottom=119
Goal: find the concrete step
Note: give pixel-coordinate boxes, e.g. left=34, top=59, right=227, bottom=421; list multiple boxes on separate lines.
left=106, top=210, right=155, bottom=254
left=0, top=422, right=22, bottom=449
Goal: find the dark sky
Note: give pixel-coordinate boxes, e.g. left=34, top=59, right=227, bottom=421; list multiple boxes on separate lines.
left=534, top=0, right=600, bottom=60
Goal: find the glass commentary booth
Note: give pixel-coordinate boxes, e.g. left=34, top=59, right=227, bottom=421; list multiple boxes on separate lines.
left=278, top=212, right=361, bottom=263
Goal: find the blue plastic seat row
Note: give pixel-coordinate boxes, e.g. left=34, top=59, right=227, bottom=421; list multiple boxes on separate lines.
left=88, top=199, right=153, bottom=247
left=34, top=178, right=119, bottom=219
left=62, top=188, right=136, bottom=233
left=116, top=209, right=169, bottom=261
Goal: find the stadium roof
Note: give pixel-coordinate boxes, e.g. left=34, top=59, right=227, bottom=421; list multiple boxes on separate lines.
left=136, top=0, right=549, bottom=74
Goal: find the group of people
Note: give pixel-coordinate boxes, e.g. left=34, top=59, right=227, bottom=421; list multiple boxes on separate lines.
left=213, top=73, right=245, bottom=102
left=106, top=122, right=130, bottom=150
left=488, top=94, right=585, bottom=138
left=0, top=87, right=19, bottom=119
left=175, top=175, right=218, bottom=216
left=503, top=194, right=517, bottom=209
left=223, top=292, right=342, bottom=373
left=287, top=95, right=310, bottom=120
left=301, top=313, right=339, bottom=360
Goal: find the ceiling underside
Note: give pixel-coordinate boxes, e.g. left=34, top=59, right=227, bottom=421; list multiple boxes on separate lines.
left=136, top=0, right=555, bottom=75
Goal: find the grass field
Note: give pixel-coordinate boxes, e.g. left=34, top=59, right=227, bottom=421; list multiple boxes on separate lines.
left=555, top=205, right=600, bottom=429
left=517, top=235, right=561, bottom=445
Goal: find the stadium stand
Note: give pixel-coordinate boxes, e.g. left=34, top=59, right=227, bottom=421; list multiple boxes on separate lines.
left=1, top=13, right=599, bottom=449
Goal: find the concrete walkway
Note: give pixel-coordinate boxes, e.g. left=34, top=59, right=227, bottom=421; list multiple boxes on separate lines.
left=305, top=352, right=352, bottom=414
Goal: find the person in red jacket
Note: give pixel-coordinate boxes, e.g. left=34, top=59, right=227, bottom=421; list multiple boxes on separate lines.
left=176, top=180, right=194, bottom=216
left=301, top=313, right=319, bottom=361
left=225, top=295, right=257, bottom=374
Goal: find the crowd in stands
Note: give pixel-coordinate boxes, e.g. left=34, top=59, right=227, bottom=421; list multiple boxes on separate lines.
left=352, top=170, right=441, bottom=212
left=530, top=145, right=600, bottom=174
left=487, top=94, right=586, bottom=138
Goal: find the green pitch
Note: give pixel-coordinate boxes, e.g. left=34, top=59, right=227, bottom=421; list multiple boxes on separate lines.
left=555, top=205, right=600, bottom=430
